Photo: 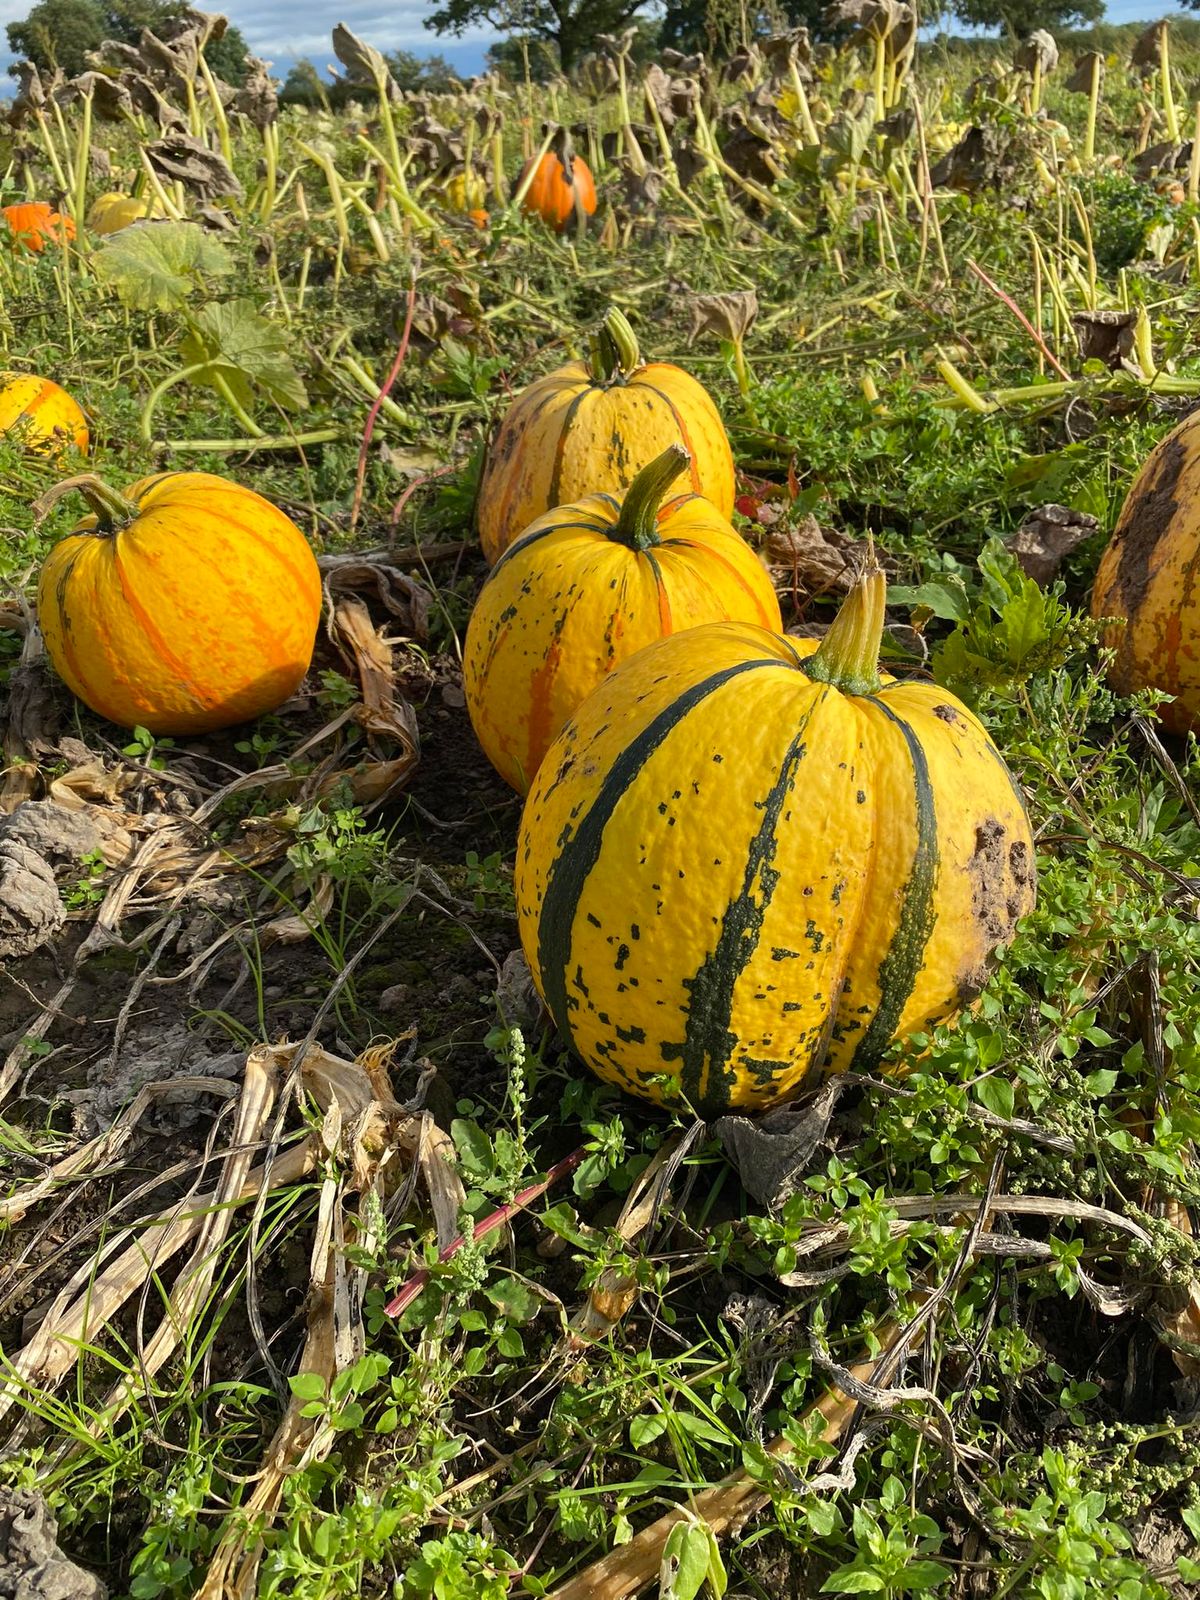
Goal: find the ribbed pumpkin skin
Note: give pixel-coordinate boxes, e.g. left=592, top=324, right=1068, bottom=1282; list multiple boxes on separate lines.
left=1092, top=410, right=1200, bottom=734
left=3, top=202, right=75, bottom=253
left=465, top=490, right=782, bottom=791
left=37, top=473, right=322, bottom=736
left=477, top=361, right=736, bottom=565
left=516, top=624, right=1035, bottom=1115
left=0, top=372, right=88, bottom=455
left=518, top=151, right=597, bottom=230
left=87, top=193, right=148, bottom=235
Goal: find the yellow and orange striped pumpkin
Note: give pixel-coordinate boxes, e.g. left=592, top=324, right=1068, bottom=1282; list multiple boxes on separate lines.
left=0, top=372, right=88, bottom=456
left=516, top=566, right=1036, bottom=1115
left=3, top=201, right=75, bottom=254
left=37, top=472, right=322, bottom=736
left=476, top=308, right=736, bottom=566
left=465, top=445, right=782, bottom=792
left=1092, top=410, right=1200, bottom=733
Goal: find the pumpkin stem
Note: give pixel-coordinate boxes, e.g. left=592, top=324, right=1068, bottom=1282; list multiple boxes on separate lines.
left=803, top=562, right=887, bottom=696
left=590, top=307, right=643, bottom=383
left=32, top=473, right=141, bottom=530
left=609, top=444, right=689, bottom=551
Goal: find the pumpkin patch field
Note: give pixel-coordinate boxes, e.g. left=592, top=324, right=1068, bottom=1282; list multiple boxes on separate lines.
left=9, top=12, right=1200, bottom=1598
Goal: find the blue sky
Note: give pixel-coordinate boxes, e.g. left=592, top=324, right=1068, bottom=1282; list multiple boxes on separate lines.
left=0, top=0, right=1185, bottom=82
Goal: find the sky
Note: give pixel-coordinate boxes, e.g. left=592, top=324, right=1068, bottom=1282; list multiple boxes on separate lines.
left=0, top=0, right=1186, bottom=83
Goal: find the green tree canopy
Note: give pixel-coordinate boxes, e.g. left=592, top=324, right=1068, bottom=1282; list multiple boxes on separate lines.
left=426, top=0, right=650, bottom=75
left=948, top=0, right=1102, bottom=33
left=7, top=0, right=250, bottom=82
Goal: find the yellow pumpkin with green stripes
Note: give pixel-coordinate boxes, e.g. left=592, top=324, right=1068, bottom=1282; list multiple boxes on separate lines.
left=476, top=308, right=736, bottom=566
left=1091, top=410, right=1200, bottom=733
left=465, top=445, right=781, bottom=792
left=515, top=566, right=1036, bottom=1114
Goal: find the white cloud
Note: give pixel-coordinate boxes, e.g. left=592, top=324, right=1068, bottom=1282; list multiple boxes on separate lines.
left=0, top=2, right=498, bottom=77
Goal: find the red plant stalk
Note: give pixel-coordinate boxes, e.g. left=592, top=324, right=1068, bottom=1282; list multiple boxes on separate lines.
left=349, top=269, right=418, bottom=533
left=388, top=462, right=458, bottom=536
left=966, top=257, right=1073, bottom=382
left=384, top=1144, right=587, bottom=1318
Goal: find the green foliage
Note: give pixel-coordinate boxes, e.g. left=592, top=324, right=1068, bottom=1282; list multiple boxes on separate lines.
left=6, top=0, right=249, bottom=81
left=179, top=300, right=308, bottom=412
left=948, top=0, right=1102, bottom=36
left=427, top=0, right=654, bottom=73
left=91, top=222, right=232, bottom=312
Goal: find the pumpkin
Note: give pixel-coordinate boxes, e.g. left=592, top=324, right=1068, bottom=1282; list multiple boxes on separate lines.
left=515, top=565, right=1036, bottom=1115
left=442, top=171, right=488, bottom=214
left=3, top=202, right=75, bottom=254
left=0, top=372, right=88, bottom=456
left=465, top=445, right=782, bottom=792
left=1092, top=409, right=1200, bottom=733
left=36, top=472, right=322, bottom=737
left=517, top=130, right=596, bottom=232
left=476, top=307, right=736, bottom=566
left=468, top=208, right=490, bottom=230
left=86, top=192, right=148, bottom=235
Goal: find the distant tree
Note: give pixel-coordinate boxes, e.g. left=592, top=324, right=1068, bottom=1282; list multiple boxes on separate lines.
left=427, top=0, right=652, bottom=76
left=483, top=34, right=561, bottom=80
left=279, top=58, right=331, bottom=109
left=7, top=0, right=250, bottom=82
left=949, top=0, right=1102, bottom=34
left=8, top=0, right=106, bottom=76
left=384, top=48, right=462, bottom=91
left=661, top=0, right=848, bottom=55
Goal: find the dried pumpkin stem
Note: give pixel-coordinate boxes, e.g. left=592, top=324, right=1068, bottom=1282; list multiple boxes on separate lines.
left=32, top=473, right=141, bottom=530
left=608, top=445, right=689, bottom=551
left=803, top=564, right=886, bottom=696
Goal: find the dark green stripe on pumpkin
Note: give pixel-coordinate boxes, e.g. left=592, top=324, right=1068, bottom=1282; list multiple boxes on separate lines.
left=537, top=657, right=778, bottom=1051
left=660, top=708, right=813, bottom=1116
left=849, top=697, right=940, bottom=1071
left=486, top=516, right=610, bottom=580
left=547, top=389, right=592, bottom=509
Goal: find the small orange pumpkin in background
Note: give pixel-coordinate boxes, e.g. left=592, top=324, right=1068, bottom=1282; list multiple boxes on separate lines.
left=3, top=201, right=76, bottom=254
left=0, top=372, right=88, bottom=456
left=36, top=472, right=322, bottom=736
left=465, top=444, right=782, bottom=792
left=468, top=208, right=490, bottom=229
left=517, top=129, right=596, bottom=232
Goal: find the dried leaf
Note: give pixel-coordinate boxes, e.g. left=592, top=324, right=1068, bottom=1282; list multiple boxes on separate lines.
left=685, top=287, right=759, bottom=344
left=1072, top=308, right=1135, bottom=369
left=1006, top=504, right=1098, bottom=586
left=1013, top=29, right=1059, bottom=77
left=146, top=133, right=243, bottom=201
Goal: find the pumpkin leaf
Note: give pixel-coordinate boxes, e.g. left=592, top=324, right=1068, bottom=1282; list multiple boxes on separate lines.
left=92, top=221, right=232, bottom=311
left=180, top=299, right=308, bottom=412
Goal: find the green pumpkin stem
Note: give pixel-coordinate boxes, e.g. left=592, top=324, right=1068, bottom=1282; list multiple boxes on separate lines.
left=32, top=472, right=140, bottom=531
left=590, top=307, right=643, bottom=383
left=803, top=563, right=887, bottom=696
left=608, top=445, right=690, bottom=551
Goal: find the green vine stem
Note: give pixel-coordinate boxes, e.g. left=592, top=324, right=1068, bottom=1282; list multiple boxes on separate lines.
left=32, top=473, right=141, bottom=530
left=803, top=564, right=886, bottom=697
left=607, top=445, right=689, bottom=551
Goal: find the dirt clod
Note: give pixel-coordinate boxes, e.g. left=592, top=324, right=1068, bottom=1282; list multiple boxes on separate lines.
left=0, top=1490, right=106, bottom=1600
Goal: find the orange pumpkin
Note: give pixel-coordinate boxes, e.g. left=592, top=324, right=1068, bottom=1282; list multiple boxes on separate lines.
left=0, top=372, right=88, bottom=456
left=468, top=208, right=490, bottom=229
left=3, top=202, right=76, bottom=254
left=465, top=445, right=782, bottom=791
left=36, top=472, right=322, bottom=736
left=518, top=131, right=596, bottom=231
